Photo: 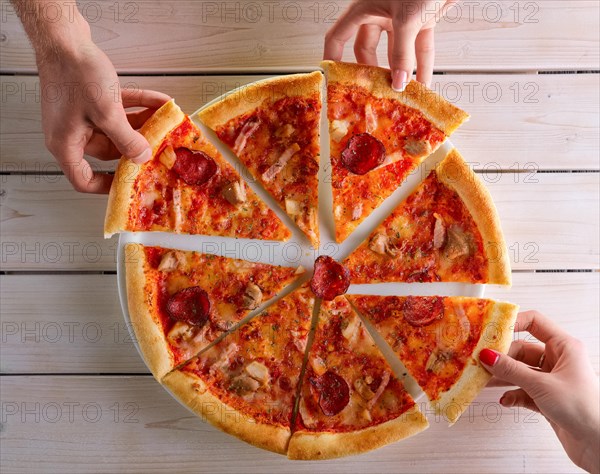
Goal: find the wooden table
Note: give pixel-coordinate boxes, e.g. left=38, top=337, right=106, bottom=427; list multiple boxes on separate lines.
left=1, top=1, right=598, bottom=472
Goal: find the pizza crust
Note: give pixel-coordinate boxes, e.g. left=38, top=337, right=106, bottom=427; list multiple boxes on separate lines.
left=287, top=405, right=428, bottom=460
left=437, top=149, right=512, bottom=286
left=432, top=300, right=519, bottom=424
left=321, top=60, right=469, bottom=135
left=124, top=243, right=174, bottom=380
left=197, top=71, right=323, bottom=129
left=162, top=369, right=292, bottom=455
left=104, top=100, right=186, bottom=237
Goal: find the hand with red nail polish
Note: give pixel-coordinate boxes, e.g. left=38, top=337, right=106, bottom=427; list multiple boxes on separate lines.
left=479, top=310, right=599, bottom=473
left=323, top=1, right=458, bottom=90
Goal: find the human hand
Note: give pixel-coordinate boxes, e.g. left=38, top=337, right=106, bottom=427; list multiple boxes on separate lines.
left=480, top=310, right=600, bottom=473
left=38, top=40, right=170, bottom=193
left=324, top=0, right=457, bottom=90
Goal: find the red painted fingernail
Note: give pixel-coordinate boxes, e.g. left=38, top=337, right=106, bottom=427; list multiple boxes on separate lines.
left=479, top=348, right=500, bottom=366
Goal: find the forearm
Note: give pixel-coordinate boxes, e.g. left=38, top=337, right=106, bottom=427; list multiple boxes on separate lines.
left=11, top=0, right=92, bottom=61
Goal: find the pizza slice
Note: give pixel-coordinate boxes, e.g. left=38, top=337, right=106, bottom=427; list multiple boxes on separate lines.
left=105, top=100, right=291, bottom=241
left=125, top=243, right=302, bottom=379
left=162, top=284, right=315, bottom=455
left=347, top=295, right=518, bottom=423
left=322, top=60, right=469, bottom=243
left=198, top=72, right=322, bottom=248
left=288, top=296, right=428, bottom=460
left=344, top=148, right=511, bottom=285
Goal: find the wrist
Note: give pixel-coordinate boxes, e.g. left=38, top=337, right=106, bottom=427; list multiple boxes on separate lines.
left=14, top=1, right=93, bottom=63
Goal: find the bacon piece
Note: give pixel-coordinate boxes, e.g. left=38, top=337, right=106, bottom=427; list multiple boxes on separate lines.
left=340, top=133, right=386, bottom=175
left=310, top=256, right=350, bottom=301
left=262, top=143, right=300, bottom=182
left=166, top=286, right=210, bottom=327
left=234, top=117, right=260, bottom=154
left=159, top=145, right=177, bottom=169
left=172, top=148, right=217, bottom=185
left=310, top=370, right=350, bottom=416
left=433, top=213, right=446, bottom=250
left=367, top=371, right=390, bottom=409
left=401, top=296, right=444, bottom=327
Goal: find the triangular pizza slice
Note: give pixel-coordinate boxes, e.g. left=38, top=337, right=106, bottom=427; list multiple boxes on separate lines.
left=344, top=148, right=511, bottom=285
left=163, top=284, right=315, bottom=455
left=322, top=61, right=469, bottom=243
left=288, top=296, right=428, bottom=459
left=198, top=72, right=323, bottom=248
left=347, top=295, right=518, bottom=423
left=105, top=100, right=290, bottom=241
left=125, top=243, right=302, bottom=379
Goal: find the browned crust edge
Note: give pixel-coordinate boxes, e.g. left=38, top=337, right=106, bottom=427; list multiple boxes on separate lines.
left=124, top=243, right=174, bottom=380
left=321, top=60, right=469, bottom=135
left=104, top=100, right=186, bottom=237
left=287, top=405, right=428, bottom=460
left=433, top=299, right=519, bottom=424
left=162, top=369, right=291, bottom=455
left=198, top=71, right=323, bottom=129
left=437, top=149, right=512, bottom=286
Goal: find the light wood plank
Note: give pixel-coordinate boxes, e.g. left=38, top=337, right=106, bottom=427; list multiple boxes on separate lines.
left=2, top=74, right=598, bottom=172
left=0, top=176, right=116, bottom=270
left=1, top=173, right=598, bottom=271
left=0, top=376, right=582, bottom=473
left=0, top=274, right=147, bottom=374
left=2, top=273, right=597, bottom=374
left=1, top=1, right=598, bottom=73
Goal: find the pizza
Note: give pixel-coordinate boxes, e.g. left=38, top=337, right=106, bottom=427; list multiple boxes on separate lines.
left=124, top=243, right=302, bottom=379
left=321, top=61, right=470, bottom=243
left=344, top=148, right=511, bottom=285
left=346, top=295, right=518, bottom=423
left=163, top=284, right=315, bottom=454
left=105, top=100, right=291, bottom=241
left=198, top=72, right=322, bottom=248
left=108, top=63, right=519, bottom=459
left=288, top=295, right=428, bottom=459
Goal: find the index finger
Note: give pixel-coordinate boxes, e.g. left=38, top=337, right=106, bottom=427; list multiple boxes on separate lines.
left=323, top=4, right=371, bottom=60
left=515, top=310, right=570, bottom=343
left=121, top=88, right=172, bottom=109
left=50, top=138, right=112, bottom=193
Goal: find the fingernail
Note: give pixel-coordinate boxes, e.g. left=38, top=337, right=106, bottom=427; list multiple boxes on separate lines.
left=392, top=70, right=408, bottom=92
left=479, top=348, right=500, bottom=367
left=131, top=148, right=152, bottom=164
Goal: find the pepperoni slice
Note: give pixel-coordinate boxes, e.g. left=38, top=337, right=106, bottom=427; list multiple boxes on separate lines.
left=340, top=133, right=386, bottom=175
left=310, top=371, right=350, bottom=416
left=166, top=287, right=210, bottom=326
left=172, top=148, right=218, bottom=185
left=401, top=296, right=445, bottom=327
left=310, top=255, right=350, bottom=301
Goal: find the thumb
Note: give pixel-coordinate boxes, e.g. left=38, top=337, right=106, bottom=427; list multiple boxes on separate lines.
left=479, top=348, right=542, bottom=391
left=97, top=108, right=152, bottom=164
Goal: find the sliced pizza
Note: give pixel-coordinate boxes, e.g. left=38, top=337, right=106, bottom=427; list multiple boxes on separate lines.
left=105, top=100, right=291, bottom=241
left=162, top=284, right=315, bottom=455
left=198, top=72, right=322, bottom=248
left=344, top=148, right=511, bottom=285
left=322, top=60, right=469, bottom=243
left=288, top=296, right=428, bottom=460
left=124, top=243, right=302, bottom=379
left=347, top=295, right=518, bottom=423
